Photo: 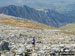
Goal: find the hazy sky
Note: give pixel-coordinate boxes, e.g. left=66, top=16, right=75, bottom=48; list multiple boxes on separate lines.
left=0, top=0, right=75, bottom=9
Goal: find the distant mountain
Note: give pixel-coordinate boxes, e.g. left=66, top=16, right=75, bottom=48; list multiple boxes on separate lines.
left=0, top=5, right=75, bottom=27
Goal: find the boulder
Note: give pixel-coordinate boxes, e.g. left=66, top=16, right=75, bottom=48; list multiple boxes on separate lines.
left=0, top=41, right=10, bottom=51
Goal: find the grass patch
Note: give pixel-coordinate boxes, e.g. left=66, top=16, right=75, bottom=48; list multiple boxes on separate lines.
left=0, top=18, right=54, bottom=29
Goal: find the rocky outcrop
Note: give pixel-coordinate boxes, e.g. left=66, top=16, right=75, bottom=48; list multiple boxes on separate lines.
left=0, top=41, right=10, bottom=51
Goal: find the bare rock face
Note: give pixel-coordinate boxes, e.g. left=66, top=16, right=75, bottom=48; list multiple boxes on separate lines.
left=0, top=41, right=10, bottom=51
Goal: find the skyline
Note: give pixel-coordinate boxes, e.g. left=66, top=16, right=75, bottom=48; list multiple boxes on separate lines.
left=0, top=0, right=75, bottom=8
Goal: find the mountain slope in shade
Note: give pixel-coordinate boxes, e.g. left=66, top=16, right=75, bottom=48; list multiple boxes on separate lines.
left=0, top=5, right=75, bottom=27
left=0, top=14, right=54, bottom=29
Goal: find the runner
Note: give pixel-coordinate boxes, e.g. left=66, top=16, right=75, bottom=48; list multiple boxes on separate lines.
left=32, top=37, right=35, bottom=50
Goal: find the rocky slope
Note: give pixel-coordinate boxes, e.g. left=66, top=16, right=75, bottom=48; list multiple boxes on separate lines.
left=0, top=23, right=75, bottom=56
left=0, top=14, right=75, bottom=56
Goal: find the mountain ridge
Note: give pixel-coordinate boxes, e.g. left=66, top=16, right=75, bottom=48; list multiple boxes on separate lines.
left=0, top=5, right=75, bottom=27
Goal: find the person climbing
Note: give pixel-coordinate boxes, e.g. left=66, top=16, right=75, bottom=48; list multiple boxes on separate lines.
left=32, top=37, right=35, bottom=50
